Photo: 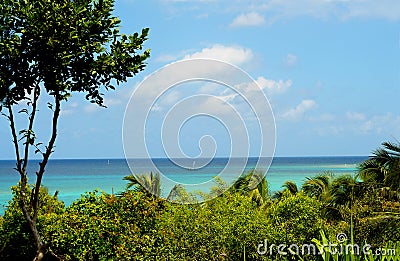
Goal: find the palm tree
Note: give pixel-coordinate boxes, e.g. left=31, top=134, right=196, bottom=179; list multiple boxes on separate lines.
left=272, top=180, right=299, bottom=199
left=302, top=172, right=332, bottom=199
left=123, top=172, right=161, bottom=197
left=302, top=172, right=359, bottom=221
left=358, top=141, right=400, bottom=191
left=330, top=174, right=358, bottom=205
left=282, top=180, right=299, bottom=195
left=166, top=184, right=196, bottom=203
left=231, top=170, right=269, bottom=206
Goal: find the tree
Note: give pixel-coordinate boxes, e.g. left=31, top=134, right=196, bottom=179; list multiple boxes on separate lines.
left=302, top=172, right=332, bottom=199
left=231, top=170, right=270, bottom=206
left=302, top=172, right=359, bottom=221
left=123, top=172, right=161, bottom=197
left=272, top=180, right=298, bottom=199
left=0, top=185, right=64, bottom=260
left=0, top=0, right=150, bottom=259
left=358, top=141, right=400, bottom=191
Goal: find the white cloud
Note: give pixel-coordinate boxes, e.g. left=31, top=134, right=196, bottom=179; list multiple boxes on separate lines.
left=254, top=77, right=292, bottom=95
left=316, top=125, right=345, bottom=136
left=161, top=0, right=215, bottom=2
left=252, top=0, right=400, bottom=22
left=183, top=44, right=254, bottom=66
left=346, top=111, right=366, bottom=121
left=60, top=102, right=79, bottom=116
left=156, top=44, right=255, bottom=68
left=84, top=104, right=100, bottom=113
left=309, top=113, right=336, bottom=122
left=282, top=99, right=317, bottom=120
left=355, top=113, right=398, bottom=134
left=283, top=54, right=298, bottom=67
left=341, top=0, right=400, bottom=20
left=159, top=0, right=400, bottom=22
left=359, top=120, right=374, bottom=133
left=163, top=91, right=181, bottom=105
left=230, top=12, right=265, bottom=27
left=151, top=90, right=182, bottom=112
left=315, top=112, right=400, bottom=136
left=155, top=54, right=179, bottom=63
left=150, top=104, right=163, bottom=112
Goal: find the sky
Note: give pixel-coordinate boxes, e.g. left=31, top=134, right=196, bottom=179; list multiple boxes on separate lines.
left=1, top=0, right=400, bottom=159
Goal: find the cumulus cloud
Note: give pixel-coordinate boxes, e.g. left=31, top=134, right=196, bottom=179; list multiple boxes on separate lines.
left=60, top=102, right=79, bottom=116
left=150, top=90, right=182, bottom=112
left=283, top=54, right=298, bottom=67
left=250, top=0, right=400, bottom=22
left=84, top=104, right=99, bottom=113
left=155, top=54, right=179, bottom=63
left=282, top=99, right=317, bottom=120
left=254, top=77, right=292, bottom=95
left=230, top=12, right=265, bottom=27
left=130, top=45, right=290, bottom=126
left=346, top=111, right=366, bottom=121
left=183, top=44, right=254, bottom=66
left=315, top=112, right=400, bottom=136
left=158, top=0, right=400, bottom=24
left=161, top=0, right=215, bottom=2
left=355, top=113, right=398, bottom=134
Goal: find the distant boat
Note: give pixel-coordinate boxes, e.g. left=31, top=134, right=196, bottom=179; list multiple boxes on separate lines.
left=107, top=160, right=110, bottom=165
left=189, top=161, right=195, bottom=170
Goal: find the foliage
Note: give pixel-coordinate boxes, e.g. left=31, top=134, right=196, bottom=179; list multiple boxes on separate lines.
left=123, top=172, right=161, bottom=196
left=0, top=186, right=327, bottom=260
left=231, top=169, right=270, bottom=206
left=0, top=185, right=64, bottom=261
left=303, top=173, right=359, bottom=221
left=158, top=192, right=270, bottom=260
left=359, top=141, right=400, bottom=192
left=0, top=0, right=149, bottom=258
left=0, top=0, right=150, bottom=106
left=1, top=141, right=400, bottom=259
left=46, top=190, right=167, bottom=260
left=267, top=191, right=323, bottom=245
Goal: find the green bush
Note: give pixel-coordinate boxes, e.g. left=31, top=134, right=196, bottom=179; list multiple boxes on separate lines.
left=0, top=185, right=64, bottom=261
left=5, top=184, right=397, bottom=260
left=157, top=192, right=270, bottom=260
left=47, top=190, right=167, bottom=260
left=266, top=191, right=323, bottom=245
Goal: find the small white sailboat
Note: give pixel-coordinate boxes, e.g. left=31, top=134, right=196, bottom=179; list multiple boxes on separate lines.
left=189, top=160, right=195, bottom=170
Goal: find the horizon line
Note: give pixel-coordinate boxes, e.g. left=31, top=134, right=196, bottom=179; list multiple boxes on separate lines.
left=0, top=155, right=370, bottom=161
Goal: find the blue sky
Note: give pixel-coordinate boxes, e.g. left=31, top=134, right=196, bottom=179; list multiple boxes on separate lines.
left=1, top=0, right=400, bottom=159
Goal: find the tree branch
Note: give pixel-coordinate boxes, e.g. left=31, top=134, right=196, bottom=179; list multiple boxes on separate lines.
left=7, top=102, right=44, bottom=257
left=23, top=86, right=40, bottom=174
left=32, top=92, right=61, bottom=223
left=7, top=104, right=22, bottom=171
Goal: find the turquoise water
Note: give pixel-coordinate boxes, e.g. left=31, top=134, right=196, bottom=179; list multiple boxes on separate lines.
left=0, top=156, right=367, bottom=214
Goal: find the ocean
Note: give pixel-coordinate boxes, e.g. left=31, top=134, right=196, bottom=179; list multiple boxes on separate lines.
left=0, top=156, right=367, bottom=215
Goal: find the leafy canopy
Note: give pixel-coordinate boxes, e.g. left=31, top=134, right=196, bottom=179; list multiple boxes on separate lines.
left=0, top=0, right=150, bottom=106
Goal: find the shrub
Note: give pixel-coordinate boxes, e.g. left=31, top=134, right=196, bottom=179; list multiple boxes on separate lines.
left=157, top=192, right=270, bottom=260
left=48, top=190, right=166, bottom=260
left=0, top=185, right=64, bottom=261
left=266, top=191, right=323, bottom=245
